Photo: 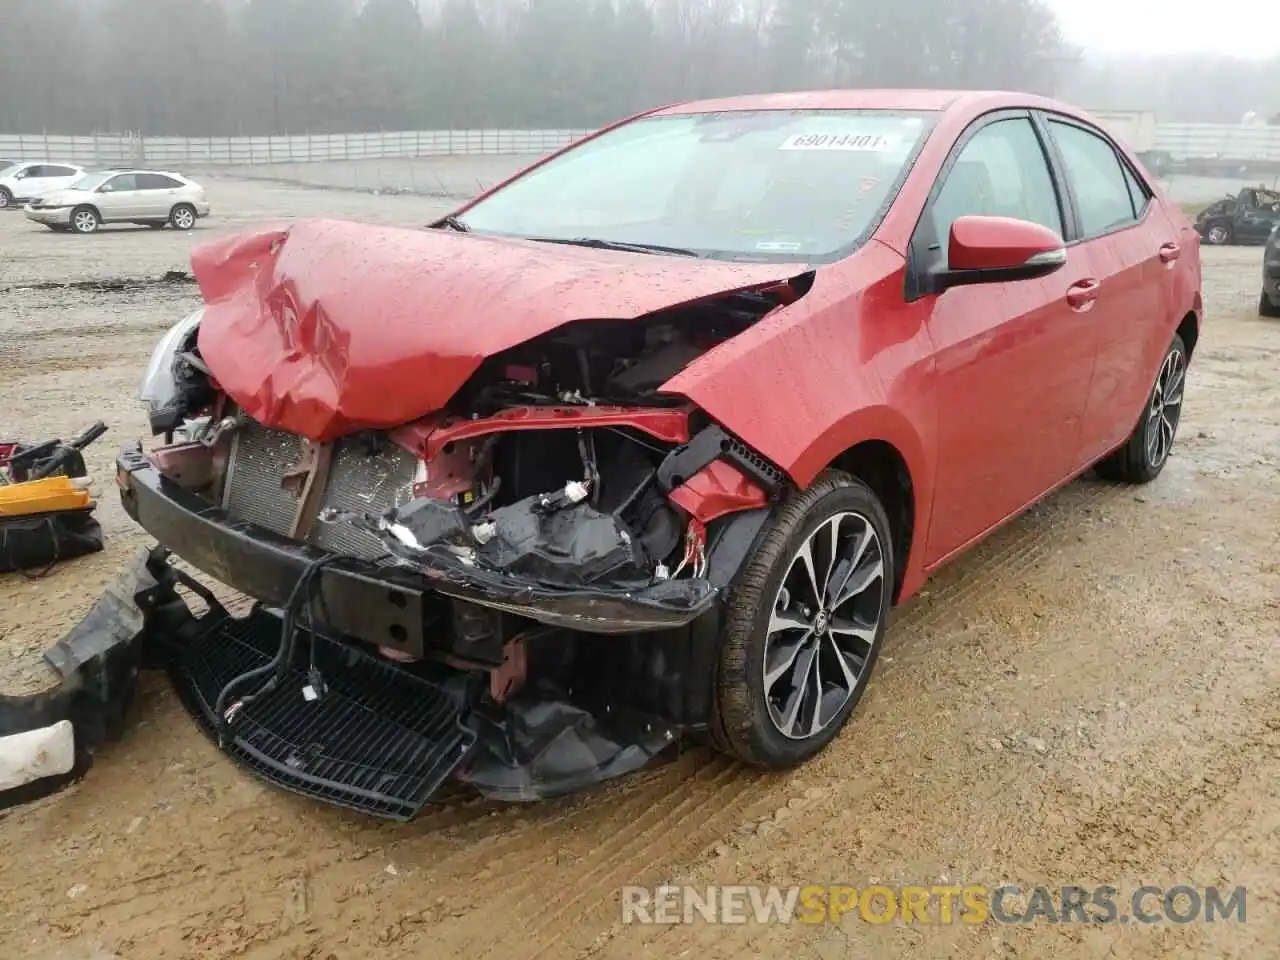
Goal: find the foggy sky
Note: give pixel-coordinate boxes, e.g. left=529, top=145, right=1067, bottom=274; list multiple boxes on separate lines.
left=1050, top=0, right=1280, bottom=58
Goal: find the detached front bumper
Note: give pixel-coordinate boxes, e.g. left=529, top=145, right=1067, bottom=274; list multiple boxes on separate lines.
left=1, top=549, right=158, bottom=809
left=115, top=444, right=718, bottom=653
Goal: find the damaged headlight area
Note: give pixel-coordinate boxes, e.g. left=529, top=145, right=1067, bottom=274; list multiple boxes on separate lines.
left=138, top=307, right=215, bottom=438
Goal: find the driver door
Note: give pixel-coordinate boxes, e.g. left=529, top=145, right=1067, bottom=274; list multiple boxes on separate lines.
left=914, top=113, right=1100, bottom=565
left=14, top=164, right=51, bottom=197
left=95, top=173, right=142, bottom=220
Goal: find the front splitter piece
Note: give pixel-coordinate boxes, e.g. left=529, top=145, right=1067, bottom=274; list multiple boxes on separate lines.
left=154, top=608, right=478, bottom=821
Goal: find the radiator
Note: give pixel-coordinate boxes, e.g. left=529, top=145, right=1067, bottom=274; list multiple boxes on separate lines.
left=220, top=419, right=417, bottom=561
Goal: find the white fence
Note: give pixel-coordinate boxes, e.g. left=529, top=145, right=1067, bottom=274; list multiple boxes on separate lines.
left=3, top=122, right=1280, bottom=169
left=1153, top=123, right=1280, bottom=162
left=0, top=129, right=593, bottom=168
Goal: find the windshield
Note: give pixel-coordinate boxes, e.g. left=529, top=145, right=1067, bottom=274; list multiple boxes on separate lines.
left=69, top=172, right=112, bottom=191
left=455, top=109, right=937, bottom=263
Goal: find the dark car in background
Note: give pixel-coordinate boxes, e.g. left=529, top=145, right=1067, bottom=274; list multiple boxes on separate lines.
left=1196, top=186, right=1280, bottom=245
left=1262, top=224, right=1280, bottom=317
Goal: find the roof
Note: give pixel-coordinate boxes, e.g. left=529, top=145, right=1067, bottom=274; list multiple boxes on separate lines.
left=651, top=88, right=1065, bottom=116
left=85, top=168, right=186, bottom=177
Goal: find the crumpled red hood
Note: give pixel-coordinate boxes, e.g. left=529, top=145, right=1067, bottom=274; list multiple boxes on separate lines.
left=191, top=218, right=795, bottom=442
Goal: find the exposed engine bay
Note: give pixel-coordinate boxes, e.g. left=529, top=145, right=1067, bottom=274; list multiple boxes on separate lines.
left=157, top=288, right=794, bottom=603
left=452, top=286, right=793, bottom=413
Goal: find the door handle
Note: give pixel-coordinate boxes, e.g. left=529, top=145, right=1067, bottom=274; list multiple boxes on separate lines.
left=1066, top=278, right=1101, bottom=310
left=1159, top=242, right=1181, bottom=263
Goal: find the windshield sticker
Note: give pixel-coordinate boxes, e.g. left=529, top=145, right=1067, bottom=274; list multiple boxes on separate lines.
left=780, top=133, right=899, bottom=152
left=755, top=240, right=804, bottom=252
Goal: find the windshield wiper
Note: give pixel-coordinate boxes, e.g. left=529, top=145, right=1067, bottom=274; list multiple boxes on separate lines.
left=527, top=236, right=702, bottom=258
left=436, top=215, right=470, bottom=232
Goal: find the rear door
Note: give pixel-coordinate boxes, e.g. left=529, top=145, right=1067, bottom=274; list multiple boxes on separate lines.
left=1041, top=116, right=1175, bottom=462
left=136, top=173, right=183, bottom=217
left=43, top=165, right=82, bottom=191
left=913, top=112, right=1101, bottom=564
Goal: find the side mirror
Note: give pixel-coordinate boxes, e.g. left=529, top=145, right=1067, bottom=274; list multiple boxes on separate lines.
left=935, top=215, right=1066, bottom=291
left=13, top=170, right=28, bottom=180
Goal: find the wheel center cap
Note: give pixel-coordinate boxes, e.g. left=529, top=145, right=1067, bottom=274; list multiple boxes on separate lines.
left=812, top=609, right=830, bottom=633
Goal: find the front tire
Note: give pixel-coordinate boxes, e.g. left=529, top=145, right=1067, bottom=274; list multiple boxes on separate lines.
left=1096, top=334, right=1188, bottom=484
left=1261, top=292, right=1280, bottom=318
left=0, top=187, right=11, bottom=209
left=70, top=206, right=100, bottom=234
left=713, top=471, right=893, bottom=769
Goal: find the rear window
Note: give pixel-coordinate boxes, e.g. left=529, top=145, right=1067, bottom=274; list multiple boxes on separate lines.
left=138, top=173, right=184, bottom=189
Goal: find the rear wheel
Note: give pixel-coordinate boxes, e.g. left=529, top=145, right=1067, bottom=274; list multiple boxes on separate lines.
left=1096, top=334, right=1188, bottom=484
left=169, top=204, right=196, bottom=230
left=70, top=206, right=100, bottom=234
left=712, top=471, right=893, bottom=769
left=1204, top=223, right=1232, bottom=245
left=1261, top=292, right=1280, bottom=318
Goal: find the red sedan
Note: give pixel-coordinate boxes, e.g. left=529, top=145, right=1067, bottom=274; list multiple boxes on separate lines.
left=115, top=89, right=1201, bottom=817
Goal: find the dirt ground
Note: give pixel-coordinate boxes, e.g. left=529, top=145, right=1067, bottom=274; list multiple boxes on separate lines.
left=1, top=180, right=1278, bottom=960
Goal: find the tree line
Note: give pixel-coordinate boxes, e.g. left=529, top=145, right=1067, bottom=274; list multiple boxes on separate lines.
left=0, top=0, right=1274, bottom=137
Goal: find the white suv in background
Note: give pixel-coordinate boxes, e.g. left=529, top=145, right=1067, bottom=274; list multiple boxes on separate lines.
left=24, top=169, right=212, bottom=233
left=0, top=162, right=86, bottom=208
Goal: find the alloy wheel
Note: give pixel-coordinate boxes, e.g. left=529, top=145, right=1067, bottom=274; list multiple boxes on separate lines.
left=1207, top=225, right=1229, bottom=245
left=1146, top=347, right=1186, bottom=469
left=173, top=207, right=195, bottom=229
left=763, top=511, right=885, bottom=740
left=73, top=209, right=98, bottom=233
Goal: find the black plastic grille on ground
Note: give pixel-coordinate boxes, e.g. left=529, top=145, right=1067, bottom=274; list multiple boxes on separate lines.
left=159, top=609, right=478, bottom=821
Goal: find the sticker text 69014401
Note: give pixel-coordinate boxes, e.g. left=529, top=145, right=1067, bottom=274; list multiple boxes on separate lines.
left=773, top=133, right=896, bottom=152
left=779, top=133, right=898, bottom=152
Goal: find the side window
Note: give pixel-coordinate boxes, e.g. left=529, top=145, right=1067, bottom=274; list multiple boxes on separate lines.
left=24, top=165, right=48, bottom=177
left=48, top=166, right=77, bottom=177
left=1048, top=120, right=1140, bottom=238
left=138, top=173, right=182, bottom=190
left=104, top=174, right=138, bottom=192
left=1122, top=163, right=1150, bottom=217
left=929, top=117, right=1064, bottom=264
